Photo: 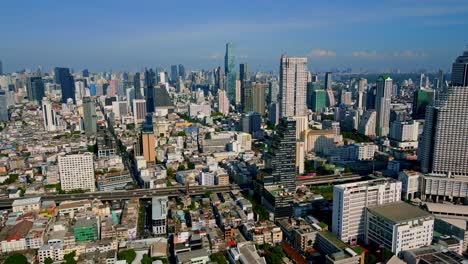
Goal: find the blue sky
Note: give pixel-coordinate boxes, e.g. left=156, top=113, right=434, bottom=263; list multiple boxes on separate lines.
left=1, top=0, right=467, bottom=73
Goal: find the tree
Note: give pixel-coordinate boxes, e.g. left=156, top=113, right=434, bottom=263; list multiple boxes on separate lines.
left=382, top=248, right=394, bottom=262
left=118, top=249, right=136, bottom=264
left=177, top=164, right=186, bottom=171
left=167, top=168, right=175, bottom=178
left=365, top=253, right=377, bottom=264
left=187, top=161, right=195, bottom=169
left=5, top=253, right=28, bottom=264
left=210, top=252, right=228, bottom=264
left=265, top=245, right=285, bottom=264
left=188, top=201, right=197, bottom=210
left=141, top=254, right=152, bottom=264
left=64, top=251, right=77, bottom=264
left=44, top=257, right=54, bottom=264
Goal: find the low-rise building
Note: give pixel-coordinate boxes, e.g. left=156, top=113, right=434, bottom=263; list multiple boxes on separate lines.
left=365, top=202, right=434, bottom=254
left=12, top=197, right=41, bottom=214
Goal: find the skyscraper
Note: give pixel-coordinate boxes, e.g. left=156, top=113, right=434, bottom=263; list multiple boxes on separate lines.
left=325, top=72, right=333, bottom=90
left=375, top=75, right=392, bottom=136
left=239, top=63, right=248, bottom=108
left=268, top=80, right=279, bottom=105
left=279, top=55, right=307, bottom=118
left=264, top=117, right=297, bottom=191
left=242, top=112, right=262, bottom=136
left=224, top=42, right=236, bottom=103
left=243, top=82, right=266, bottom=115
left=133, top=99, right=147, bottom=124
left=134, top=72, right=142, bottom=99
left=170, top=65, right=178, bottom=84
left=0, top=60, right=3, bottom=75
left=83, top=97, right=97, bottom=137
left=437, top=69, right=445, bottom=90
left=215, top=66, right=224, bottom=92
left=0, top=91, right=8, bottom=122
left=412, top=87, right=435, bottom=120
left=218, top=89, right=229, bottom=115
left=55, top=67, right=76, bottom=104
left=451, top=48, right=468, bottom=86
left=357, top=78, right=367, bottom=112
left=144, top=69, right=155, bottom=113
left=178, top=64, right=186, bottom=82
left=420, top=86, right=468, bottom=176
left=140, top=114, right=156, bottom=163
left=82, top=69, right=89, bottom=78
left=310, top=89, right=326, bottom=112
left=26, top=76, right=45, bottom=103
left=42, top=98, right=58, bottom=132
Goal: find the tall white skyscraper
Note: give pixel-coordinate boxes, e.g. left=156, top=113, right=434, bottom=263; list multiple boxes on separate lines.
left=332, top=178, right=402, bottom=244
left=357, top=78, right=367, bottom=113
left=58, top=153, right=96, bottom=192
left=420, top=86, right=468, bottom=176
left=42, top=97, right=57, bottom=131
left=279, top=55, right=307, bottom=118
left=375, top=76, right=392, bottom=136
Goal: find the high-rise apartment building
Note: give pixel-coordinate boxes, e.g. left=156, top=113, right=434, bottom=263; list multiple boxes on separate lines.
left=58, top=153, right=96, bottom=192
left=451, top=48, right=468, bottom=86
left=279, top=55, right=307, bottom=117
left=218, top=89, right=229, bottom=115
left=0, top=91, right=8, bottom=122
left=225, top=42, right=236, bottom=103
left=26, top=77, right=45, bottom=103
left=55, top=67, right=76, bottom=104
left=133, top=99, right=147, bottom=124
left=420, top=86, right=468, bottom=176
left=332, top=178, right=402, bottom=244
left=268, top=80, right=279, bottom=105
left=140, top=115, right=155, bottom=163
left=42, top=98, right=58, bottom=131
left=83, top=97, right=97, bottom=137
left=325, top=72, right=333, bottom=90
left=264, top=117, right=297, bottom=191
left=375, top=75, right=392, bottom=136
left=244, top=82, right=265, bottom=115
left=357, top=78, right=367, bottom=112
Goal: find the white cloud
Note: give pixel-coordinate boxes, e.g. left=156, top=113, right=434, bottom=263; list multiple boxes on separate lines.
left=308, top=49, right=337, bottom=57
left=208, top=53, right=223, bottom=59
left=351, top=50, right=428, bottom=59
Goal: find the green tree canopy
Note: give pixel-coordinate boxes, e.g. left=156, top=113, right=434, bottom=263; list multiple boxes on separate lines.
left=5, top=253, right=28, bottom=264
left=118, top=249, right=136, bottom=264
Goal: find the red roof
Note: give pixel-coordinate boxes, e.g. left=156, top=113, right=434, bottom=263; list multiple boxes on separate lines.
left=6, top=220, right=33, bottom=241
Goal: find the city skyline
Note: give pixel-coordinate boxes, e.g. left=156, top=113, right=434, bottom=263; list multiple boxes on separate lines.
left=1, top=1, right=468, bottom=73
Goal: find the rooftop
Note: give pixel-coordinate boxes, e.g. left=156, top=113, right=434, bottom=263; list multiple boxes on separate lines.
left=368, top=202, right=431, bottom=223
left=12, top=197, right=41, bottom=207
